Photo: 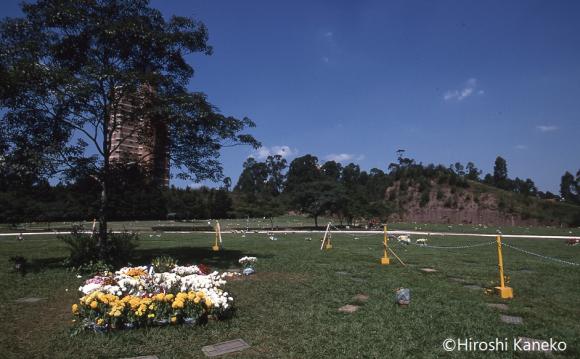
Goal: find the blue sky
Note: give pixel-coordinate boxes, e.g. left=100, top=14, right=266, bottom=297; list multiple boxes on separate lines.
left=3, top=1, right=579, bottom=193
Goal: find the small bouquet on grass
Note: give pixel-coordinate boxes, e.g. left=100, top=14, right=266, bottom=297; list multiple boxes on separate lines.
left=239, top=256, right=257, bottom=275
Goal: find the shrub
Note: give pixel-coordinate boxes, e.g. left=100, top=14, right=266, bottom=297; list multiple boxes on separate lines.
left=60, top=226, right=138, bottom=268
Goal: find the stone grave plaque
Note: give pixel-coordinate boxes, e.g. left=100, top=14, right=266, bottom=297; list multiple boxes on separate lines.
left=202, top=339, right=250, bottom=357
left=487, top=303, right=509, bottom=311
left=338, top=304, right=359, bottom=313
left=500, top=315, right=523, bottom=325
left=463, top=284, right=482, bottom=290
left=420, top=268, right=437, bottom=273
left=15, top=297, right=46, bottom=303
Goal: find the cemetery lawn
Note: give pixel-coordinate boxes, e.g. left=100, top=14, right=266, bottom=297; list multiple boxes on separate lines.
left=1, top=232, right=579, bottom=358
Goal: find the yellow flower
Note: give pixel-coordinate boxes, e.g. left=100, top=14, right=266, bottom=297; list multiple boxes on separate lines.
left=172, top=300, right=184, bottom=309
left=113, top=310, right=122, bottom=317
left=96, top=318, right=104, bottom=326
left=205, top=299, right=213, bottom=308
left=90, top=301, right=98, bottom=309
left=155, top=293, right=164, bottom=301
left=129, top=298, right=140, bottom=309
left=148, top=313, right=155, bottom=318
left=165, top=294, right=174, bottom=302
left=170, top=316, right=177, bottom=324
left=197, top=291, right=205, bottom=298
left=193, top=297, right=200, bottom=304
left=187, top=292, right=195, bottom=300
left=72, top=304, right=79, bottom=314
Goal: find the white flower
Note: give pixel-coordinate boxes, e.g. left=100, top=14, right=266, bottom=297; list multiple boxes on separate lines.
left=79, top=282, right=103, bottom=295
left=239, top=256, right=257, bottom=264
left=171, top=265, right=202, bottom=276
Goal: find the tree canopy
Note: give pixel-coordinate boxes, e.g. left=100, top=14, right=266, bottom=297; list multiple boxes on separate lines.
left=0, top=0, right=259, bottom=252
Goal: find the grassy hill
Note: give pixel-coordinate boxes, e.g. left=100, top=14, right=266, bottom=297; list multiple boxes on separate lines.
left=385, top=179, right=580, bottom=227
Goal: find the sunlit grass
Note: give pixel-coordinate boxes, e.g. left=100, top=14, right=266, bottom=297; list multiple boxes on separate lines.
left=1, top=232, right=579, bottom=358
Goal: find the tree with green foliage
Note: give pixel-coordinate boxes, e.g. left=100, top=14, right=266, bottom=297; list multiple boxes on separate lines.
left=560, top=171, right=579, bottom=204
left=285, top=155, right=329, bottom=227
left=465, top=162, right=481, bottom=181
left=493, top=156, right=509, bottom=189
left=233, top=157, right=285, bottom=227
left=0, top=0, right=258, bottom=258
left=265, top=155, right=287, bottom=196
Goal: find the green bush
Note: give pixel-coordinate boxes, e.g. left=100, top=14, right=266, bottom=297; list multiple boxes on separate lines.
left=59, top=226, right=138, bottom=268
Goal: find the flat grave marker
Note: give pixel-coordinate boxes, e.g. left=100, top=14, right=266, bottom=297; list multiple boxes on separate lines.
left=420, top=268, right=437, bottom=273
left=448, top=277, right=468, bottom=283
left=338, top=304, right=360, bottom=313
left=500, top=315, right=524, bottom=325
left=487, top=303, right=509, bottom=311
left=463, top=284, right=482, bottom=290
left=202, top=339, right=250, bottom=357
left=15, top=297, right=46, bottom=303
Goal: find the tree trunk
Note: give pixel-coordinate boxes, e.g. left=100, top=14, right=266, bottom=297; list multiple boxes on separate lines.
left=314, top=215, right=318, bottom=228
left=99, top=100, right=110, bottom=261
left=98, top=166, right=109, bottom=260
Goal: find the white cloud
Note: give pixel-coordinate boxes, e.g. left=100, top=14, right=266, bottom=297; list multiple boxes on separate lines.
left=251, top=145, right=297, bottom=160
left=515, top=144, right=527, bottom=150
left=536, top=125, right=558, bottom=132
left=324, top=153, right=365, bottom=163
left=443, top=78, right=482, bottom=101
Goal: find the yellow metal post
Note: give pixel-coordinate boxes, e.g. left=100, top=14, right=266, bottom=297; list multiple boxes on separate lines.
left=325, top=232, right=333, bottom=250
left=212, top=221, right=221, bottom=251
left=381, top=225, right=390, bottom=265
left=321, top=222, right=332, bottom=250
left=494, top=235, right=513, bottom=299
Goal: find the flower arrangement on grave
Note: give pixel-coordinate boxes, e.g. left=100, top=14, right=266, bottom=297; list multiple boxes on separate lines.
left=238, top=256, right=257, bottom=276
left=72, top=260, right=235, bottom=333
left=238, top=256, right=257, bottom=269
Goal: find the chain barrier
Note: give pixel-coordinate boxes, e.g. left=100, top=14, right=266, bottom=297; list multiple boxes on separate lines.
left=410, top=240, right=496, bottom=249
left=501, top=242, right=580, bottom=267
left=329, top=224, right=380, bottom=238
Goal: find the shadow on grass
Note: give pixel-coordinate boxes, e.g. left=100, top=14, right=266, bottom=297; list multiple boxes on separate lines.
left=132, top=246, right=272, bottom=270
left=26, top=256, right=68, bottom=274
left=21, top=245, right=273, bottom=274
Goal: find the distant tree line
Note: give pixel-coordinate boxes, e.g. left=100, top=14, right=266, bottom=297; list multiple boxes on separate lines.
left=0, top=150, right=578, bottom=226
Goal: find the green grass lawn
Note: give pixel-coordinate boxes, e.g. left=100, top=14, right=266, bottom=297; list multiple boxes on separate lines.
left=1, top=231, right=579, bottom=358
